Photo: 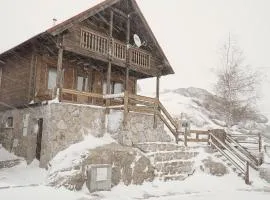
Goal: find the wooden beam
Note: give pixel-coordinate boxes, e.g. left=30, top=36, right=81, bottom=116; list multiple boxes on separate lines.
left=106, top=11, right=114, bottom=113
left=111, top=7, right=128, bottom=18
left=125, top=68, right=129, bottom=91
left=125, top=15, right=131, bottom=91
left=56, top=37, right=64, bottom=100
left=156, top=76, right=160, bottom=99
left=109, top=10, right=114, bottom=38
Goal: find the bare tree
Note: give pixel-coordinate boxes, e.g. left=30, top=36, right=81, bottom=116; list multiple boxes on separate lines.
left=215, top=35, right=260, bottom=126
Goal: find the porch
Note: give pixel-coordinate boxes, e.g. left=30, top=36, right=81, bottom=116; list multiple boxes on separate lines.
left=57, top=89, right=180, bottom=142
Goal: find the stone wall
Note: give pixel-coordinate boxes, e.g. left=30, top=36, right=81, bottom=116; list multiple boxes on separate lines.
left=0, top=103, right=106, bottom=167
left=0, top=106, right=45, bottom=162
left=0, top=103, right=171, bottom=167
left=107, top=110, right=173, bottom=145
left=41, top=103, right=106, bottom=166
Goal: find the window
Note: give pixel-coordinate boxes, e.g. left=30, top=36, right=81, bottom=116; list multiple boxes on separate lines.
left=77, top=76, right=88, bottom=92
left=47, top=68, right=57, bottom=89
left=22, top=114, right=30, bottom=136
left=103, top=82, right=123, bottom=95
left=5, top=117, right=13, bottom=128
left=113, top=83, right=123, bottom=94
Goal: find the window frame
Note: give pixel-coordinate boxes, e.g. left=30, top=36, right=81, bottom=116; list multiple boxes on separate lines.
left=47, top=67, right=57, bottom=90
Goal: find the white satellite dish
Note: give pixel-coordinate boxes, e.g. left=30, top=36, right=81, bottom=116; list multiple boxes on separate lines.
left=133, top=34, right=142, bottom=47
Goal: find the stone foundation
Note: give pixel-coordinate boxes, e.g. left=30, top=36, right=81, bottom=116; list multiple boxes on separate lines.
left=0, top=103, right=106, bottom=167
left=107, top=110, right=173, bottom=145
left=0, top=103, right=172, bottom=167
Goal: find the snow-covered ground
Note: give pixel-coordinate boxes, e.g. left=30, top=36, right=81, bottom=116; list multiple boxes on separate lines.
left=0, top=162, right=269, bottom=200
left=1, top=142, right=270, bottom=200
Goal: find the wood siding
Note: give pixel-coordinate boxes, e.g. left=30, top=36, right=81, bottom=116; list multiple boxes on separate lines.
left=0, top=52, right=33, bottom=110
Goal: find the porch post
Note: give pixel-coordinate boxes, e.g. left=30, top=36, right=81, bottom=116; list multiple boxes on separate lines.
left=106, top=10, right=114, bottom=113
left=153, top=76, right=160, bottom=129
left=156, top=76, right=160, bottom=100
left=56, top=37, right=63, bottom=101
left=125, top=15, right=130, bottom=91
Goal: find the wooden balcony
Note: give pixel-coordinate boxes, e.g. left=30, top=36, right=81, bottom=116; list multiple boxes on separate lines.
left=80, top=29, right=151, bottom=69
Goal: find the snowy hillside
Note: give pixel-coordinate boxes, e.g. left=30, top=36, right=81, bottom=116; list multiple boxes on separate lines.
left=159, top=87, right=269, bottom=135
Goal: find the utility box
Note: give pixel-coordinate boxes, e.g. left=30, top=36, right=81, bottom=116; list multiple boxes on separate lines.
left=86, top=164, right=112, bottom=193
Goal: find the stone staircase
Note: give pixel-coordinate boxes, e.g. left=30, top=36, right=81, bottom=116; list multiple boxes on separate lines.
left=135, top=142, right=199, bottom=181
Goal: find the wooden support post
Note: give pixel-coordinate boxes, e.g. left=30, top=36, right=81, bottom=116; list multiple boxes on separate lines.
left=153, top=76, right=160, bottom=129
left=125, top=14, right=130, bottom=91
left=56, top=45, right=63, bottom=101
left=258, top=133, right=262, bottom=153
left=207, top=131, right=211, bottom=145
left=106, top=10, right=114, bottom=113
left=105, top=62, right=112, bottom=113
left=245, top=161, right=250, bottom=184
left=156, top=76, right=160, bottom=100
left=123, top=91, right=129, bottom=128
left=125, top=68, right=129, bottom=91
left=184, top=126, right=188, bottom=146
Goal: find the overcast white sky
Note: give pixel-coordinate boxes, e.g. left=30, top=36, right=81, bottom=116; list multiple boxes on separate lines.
left=0, top=0, right=269, bottom=118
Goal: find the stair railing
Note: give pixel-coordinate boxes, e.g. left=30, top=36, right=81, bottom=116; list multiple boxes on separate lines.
left=209, top=132, right=250, bottom=184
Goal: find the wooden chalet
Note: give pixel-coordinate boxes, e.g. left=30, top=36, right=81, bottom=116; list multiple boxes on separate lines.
left=0, top=0, right=174, bottom=112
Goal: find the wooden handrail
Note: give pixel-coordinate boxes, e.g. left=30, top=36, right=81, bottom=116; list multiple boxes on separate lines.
left=158, top=101, right=178, bottom=129
left=209, top=132, right=250, bottom=184
left=157, top=112, right=177, bottom=135
left=62, top=88, right=104, bottom=99
left=226, top=135, right=259, bottom=168
left=128, top=93, right=158, bottom=103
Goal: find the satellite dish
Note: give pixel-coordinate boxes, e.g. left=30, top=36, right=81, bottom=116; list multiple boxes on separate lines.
left=133, top=34, right=142, bottom=47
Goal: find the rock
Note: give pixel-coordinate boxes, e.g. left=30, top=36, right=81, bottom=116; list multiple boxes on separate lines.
left=201, top=157, right=228, bottom=176
left=48, top=143, right=155, bottom=191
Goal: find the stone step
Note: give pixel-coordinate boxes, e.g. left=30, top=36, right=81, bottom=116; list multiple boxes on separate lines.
left=149, top=151, right=199, bottom=162
left=155, top=161, right=195, bottom=175
left=135, top=142, right=193, bottom=153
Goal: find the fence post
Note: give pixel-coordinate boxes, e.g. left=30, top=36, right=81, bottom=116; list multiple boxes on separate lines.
left=245, top=161, right=250, bottom=185
left=258, top=133, right=262, bottom=153
left=184, top=126, right=187, bottom=147
left=207, top=131, right=211, bottom=145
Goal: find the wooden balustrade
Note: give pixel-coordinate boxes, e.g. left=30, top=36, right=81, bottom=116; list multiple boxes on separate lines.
left=80, top=29, right=109, bottom=55
left=113, top=40, right=126, bottom=60
left=80, top=29, right=151, bottom=69
left=130, top=48, right=151, bottom=69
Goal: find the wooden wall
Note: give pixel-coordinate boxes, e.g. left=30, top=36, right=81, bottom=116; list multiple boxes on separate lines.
left=35, top=55, right=136, bottom=105
left=0, top=51, right=33, bottom=111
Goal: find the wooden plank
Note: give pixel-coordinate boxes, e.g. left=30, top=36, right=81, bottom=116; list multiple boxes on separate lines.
left=157, top=112, right=176, bottom=135
left=187, top=138, right=209, bottom=143
left=62, top=88, right=103, bottom=99
left=128, top=105, right=155, bottom=114
left=189, top=130, right=210, bottom=135
left=111, top=7, right=128, bottom=18
left=128, top=93, right=158, bottom=103
left=128, top=98, right=155, bottom=107
left=158, top=102, right=177, bottom=129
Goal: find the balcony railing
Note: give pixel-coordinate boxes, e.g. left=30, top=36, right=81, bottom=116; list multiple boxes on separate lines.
left=80, top=29, right=150, bottom=69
